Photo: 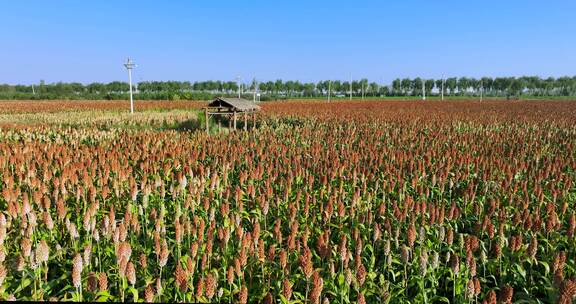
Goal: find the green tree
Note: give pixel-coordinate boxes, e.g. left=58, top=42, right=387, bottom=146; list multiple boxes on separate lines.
left=392, top=79, right=401, bottom=96
left=369, top=82, right=379, bottom=97
left=400, top=78, right=411, bottom=96
left=425, top=79, right=435, bottom=96
left=412, top=78, right=423, bottom=96
left=446, top=78, right=457, bottom=96
left=457, top=77, right=470, bottom=95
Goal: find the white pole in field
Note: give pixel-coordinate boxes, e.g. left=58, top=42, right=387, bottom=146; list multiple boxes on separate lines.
left=253, top=79, right=257, bottom=103
left=480, top=80, right=483, bottom=102
left=123, top=58, right=136, bottom=114
left=441, top=77, right=445, bottom=101
left=236, top=76, right=241, bottom=98
left=422, top=79, right=426, bottom=101
left=31, top=84, right=35, bottom=95
left=328, top=80, right=331, bottom=102
left=349, top=74, right=353, bottom=101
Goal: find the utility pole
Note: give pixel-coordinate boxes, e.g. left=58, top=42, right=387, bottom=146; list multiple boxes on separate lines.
left=441, top=77, right=445, bottom=101
left=349, top=74, right=353, bottom=101
left=123, top=58, right=137, bottom=114
left=422, top=78, right=426, bottom=101
left=328, top=80, right=331, bottom=102
left=480, top=80, right=483, bottom=102
left=236, top=76, right=241, bottom=99
left=253, top=79, right=257, bottom=103
left=31, top=84, right=35, bottom=95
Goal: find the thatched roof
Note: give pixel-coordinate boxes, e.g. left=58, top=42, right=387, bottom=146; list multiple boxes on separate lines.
left=207, top=97, right=260, bottom=112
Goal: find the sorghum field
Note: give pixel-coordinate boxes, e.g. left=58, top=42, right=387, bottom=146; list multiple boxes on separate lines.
left=0, top=99, right=575, bottom=303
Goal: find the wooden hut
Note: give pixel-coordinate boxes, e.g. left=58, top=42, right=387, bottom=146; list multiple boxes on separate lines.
left=204, top=97, right=260, bottom=133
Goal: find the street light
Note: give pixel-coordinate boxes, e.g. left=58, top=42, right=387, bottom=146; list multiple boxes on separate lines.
left=422, top=78, right=426, bottom=101
left=123, top=58, right=137, bottom=114
left=349, top=74, right=353, bottom=101
left=441, top=75, right=445, bottom=101
left=236, top=76, right=241, bottom=99
left=328, top=80, right=331, bottom=102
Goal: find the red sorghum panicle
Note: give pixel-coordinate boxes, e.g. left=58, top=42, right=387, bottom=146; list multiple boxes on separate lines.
left=280, top=250, right=287, bottom=271
left=474, top=278, right=481, bottom=296
left=195, top=277, right=204, bottom=299
left=140, top=253, right=148, bottom=269
left=356, top=262, right=366, bottom=287
left=300, top=246, right=314, bottom=279
left=159, top=240, right=169, bottom=268
left=447, top=228, right=454, bottom=246
left=357, top=292, right=366, bottom=304
left=234, top=258, right=242, bottom=278
left=0, top=264, right=7, bottom=286
left=420, top=249, right=428, bottom=276
left=528, top=237, right=538, bottom=260
left=238, top=285, right=248, bottom=304
left=175, top=263, right=187, bottom=292
left=407, top=224, right=416, bottom=248
left=345, top=268, right=353, bottom=286
left=156, top=277, right=162, bottom=294
left=431, top=250, right=440, bottom=270
left=205, top=273, right=217, bottom=300
left=557, top=278, right=576, bottom=304
left=126, top=261, right=136, bottom=285
left=98, top=272, right=108, bottom=291
left=493, top=242, right=502, bottom=259
left=339, top=235, right=347, bottom=263
left=466, top=279, right=475, bottom=299
left=282, top=279, right=293, bottom=301
left=401, top=246, right=410, bottom=264
left=467, top=255, right=477, bottom=277
left=145, top=284, right=155, bottom=302
left=310, top=270, right=324, bottom=304
left=36, top=240, right=49, bottom=264
left=383, top=239, right=391, bottom=256
left=483, top=290, right=497, bottom=304
left=450, top=254, right=460, bottom=275
left=499, top=285, right=514, bottom=304
left=553, top=251, right=566, bottom=274
left=72, top=253, right=83, bottom=288
left=83, top=244, right=92, bottom=266
left=87, top=272, right=97, bottom=292
left=21, top=238, right=32, bottom=258
left=227, top=266, right=234, bottom=285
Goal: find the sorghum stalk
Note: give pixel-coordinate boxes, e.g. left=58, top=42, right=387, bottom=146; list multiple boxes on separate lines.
left=420, top=249, right=428, bottom=304
left=305, top=281, right=309, bottom=304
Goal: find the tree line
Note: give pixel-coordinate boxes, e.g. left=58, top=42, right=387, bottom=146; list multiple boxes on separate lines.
left=0, top=76, right=575, bottom=100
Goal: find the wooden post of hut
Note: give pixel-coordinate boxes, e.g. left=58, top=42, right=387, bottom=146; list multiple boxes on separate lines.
left=243, top=112, right=248, bottom=131
left=204, top=97, right=261, bottom=135
left=204, top=108, right=209, bottom=134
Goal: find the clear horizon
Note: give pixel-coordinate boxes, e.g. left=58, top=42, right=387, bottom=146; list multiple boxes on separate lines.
left=1, top=0, right=574, bottom=85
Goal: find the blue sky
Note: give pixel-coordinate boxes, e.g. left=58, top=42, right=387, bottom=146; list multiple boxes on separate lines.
left=1, top=1, right=574, bottom=84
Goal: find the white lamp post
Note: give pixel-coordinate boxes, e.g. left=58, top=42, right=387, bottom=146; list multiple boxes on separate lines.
left=123, top=58, right=136, bottom=114
left=236, top=76, right=241, bottom=98
left=328, top=80, right=331, bottom=102
left=422, top=78, right=426, bottom=101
